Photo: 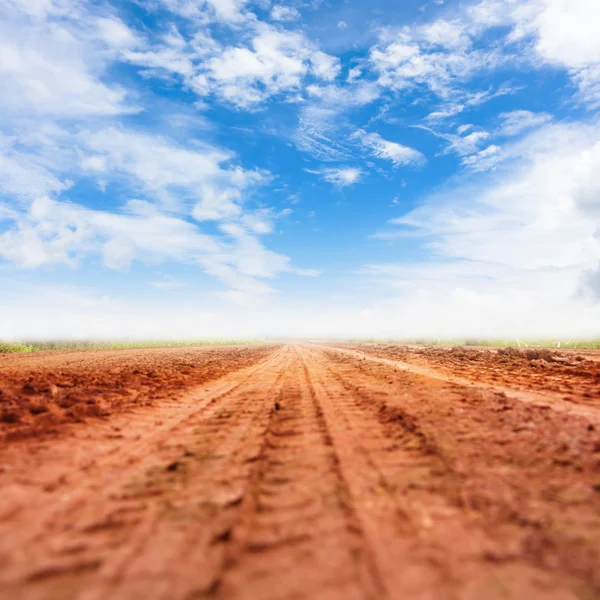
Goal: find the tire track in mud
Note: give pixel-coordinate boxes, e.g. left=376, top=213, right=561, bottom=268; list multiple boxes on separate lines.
left=300, top=348, right=491, bottom=600
left=0, top=347, right=290, bottom=600
left=321, top=345, right=600, bottom=424
left=311, top=345, right=600, bottom=599
left=210, top=347, right=384, bottom=600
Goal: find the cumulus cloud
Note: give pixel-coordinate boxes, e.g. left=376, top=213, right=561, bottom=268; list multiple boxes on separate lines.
left=468, top=0, right=600, bottom=107
left=181, top=25, right=341, bottom=108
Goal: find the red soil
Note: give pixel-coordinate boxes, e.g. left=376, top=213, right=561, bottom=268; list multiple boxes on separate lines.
left=1, top=343, right=599, bottom=599
left=0, top=345, right=273, bottom=440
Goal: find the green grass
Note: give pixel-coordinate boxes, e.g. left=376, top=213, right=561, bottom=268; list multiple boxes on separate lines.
left=0, top=339, right=263, bottom=354
left=338, top=337, right=600, bottom=349
left=0, top=341, right=37, bottom=353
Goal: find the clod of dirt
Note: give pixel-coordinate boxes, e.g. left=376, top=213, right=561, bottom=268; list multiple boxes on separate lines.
left=166, top=461, right=180, bottom=472
left=530, top=359, right=549, bottom=369
left=0, top=410, right=20, bottom=424
left=28, top=402, right=49, bottom=415
left=498, top=347, right=521, bottom=357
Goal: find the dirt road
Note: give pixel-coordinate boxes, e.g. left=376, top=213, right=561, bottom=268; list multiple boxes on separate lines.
left=1, top=343, right=600, bottom=599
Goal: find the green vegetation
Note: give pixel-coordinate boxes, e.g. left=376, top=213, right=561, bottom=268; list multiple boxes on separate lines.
left=341, top=338, right=600, bottom=349
left=0, top=339, right=263, bottom=354
left=0, top=341, right=36, bottom=353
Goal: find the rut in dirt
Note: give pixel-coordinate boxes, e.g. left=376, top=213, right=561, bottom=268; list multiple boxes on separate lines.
left=0, top=343, right=599, bottom=600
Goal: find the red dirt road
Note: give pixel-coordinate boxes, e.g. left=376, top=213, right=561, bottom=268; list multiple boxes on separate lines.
left=1, top=343, right=600, bottom=599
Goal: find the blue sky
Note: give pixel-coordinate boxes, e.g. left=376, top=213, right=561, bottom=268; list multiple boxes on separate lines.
left=1, top=0, right=599, bottom=339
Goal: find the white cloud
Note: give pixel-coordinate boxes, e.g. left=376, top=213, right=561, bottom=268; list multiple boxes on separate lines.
left=420, top=18, right=471, bottom=50
left=81, top=127, right=265, bottom=219
left=308, top=167, right=362, bottom=187
left=417, top=125, right=490, bottom=157
left=309, top=51, right=342, bottom=81
left=157, top=0, right=250, bottom=23
left=0, top=133, right=72, bottom=200
left=337, top=21, right=348, bottom=30
left=426, top=84, right=523, bottom=121
left=190, top=25, right=341, bottom=108
left=498, top=110, right=552, bottom=136
left=347, top=66, right=362, bottom=82
left=270, top=5, right=301, bottom=22
left=0, top=1, right=139, bottom=118
left=369, top=120, right=600, bottom=337
left=80, top=155, right=107, bottom=172
left=460, top=144, right=503, bottom=171
left=468, top=0, right=600, bottom=107
left=368, top=29, right=505, bottom=99
left=0, top=194, right=313, bottom=300
left=294, top=106, right=353, bottom=162
left=368, top=0, right=600, bottom=112
left=353, top=129, right=425, bottom=167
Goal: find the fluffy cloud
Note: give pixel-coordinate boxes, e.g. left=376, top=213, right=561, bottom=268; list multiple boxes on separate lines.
left=0, top=194, right=307, bottom=300
left=193, top=26, right=340, bottom=107
left=0, top=0, right=321, bottom=304
left=0, top=1, right=139, bottom=118
left=469, top=0, right=600, bottom=106
left=81, top=127, right=266, bottom=219
left=369, top=120, right=600, bottom=336
left=124, top=22, right=341, bottom=109
left=368, top=29, right=504, bottom=100
left=368, top=0, right=600, bottom=113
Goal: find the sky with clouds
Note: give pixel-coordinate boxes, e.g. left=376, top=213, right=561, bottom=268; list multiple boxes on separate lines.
left=0, top=0, right=599, bottom=340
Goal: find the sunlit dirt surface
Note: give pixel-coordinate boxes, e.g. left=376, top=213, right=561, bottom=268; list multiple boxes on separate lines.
left=1, top=343, right=600, bottom=600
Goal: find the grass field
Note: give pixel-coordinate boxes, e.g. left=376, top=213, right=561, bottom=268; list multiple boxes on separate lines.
left=0, top=339, right=263, bottom=353
left=336, top=338, right=600, bottom=349
left=2, top=337, right=600, bottom=353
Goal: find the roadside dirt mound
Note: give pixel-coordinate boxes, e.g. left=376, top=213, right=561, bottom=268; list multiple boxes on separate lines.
left=0, top=345, right=274, bottom=440
left=341, top=343, right=600, bottom=406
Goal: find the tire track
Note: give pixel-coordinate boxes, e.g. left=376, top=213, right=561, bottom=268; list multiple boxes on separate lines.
left=308, top=345, right=598, bottom=599
left=210, top=347, right=384, bottom=600
left=2, top=344, right=597, bottom=600
left=300, top=347, right=468, bottom=600
left=0, top=347, right=290, bottom=600
left=320, top=345, right=600, bottom=424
